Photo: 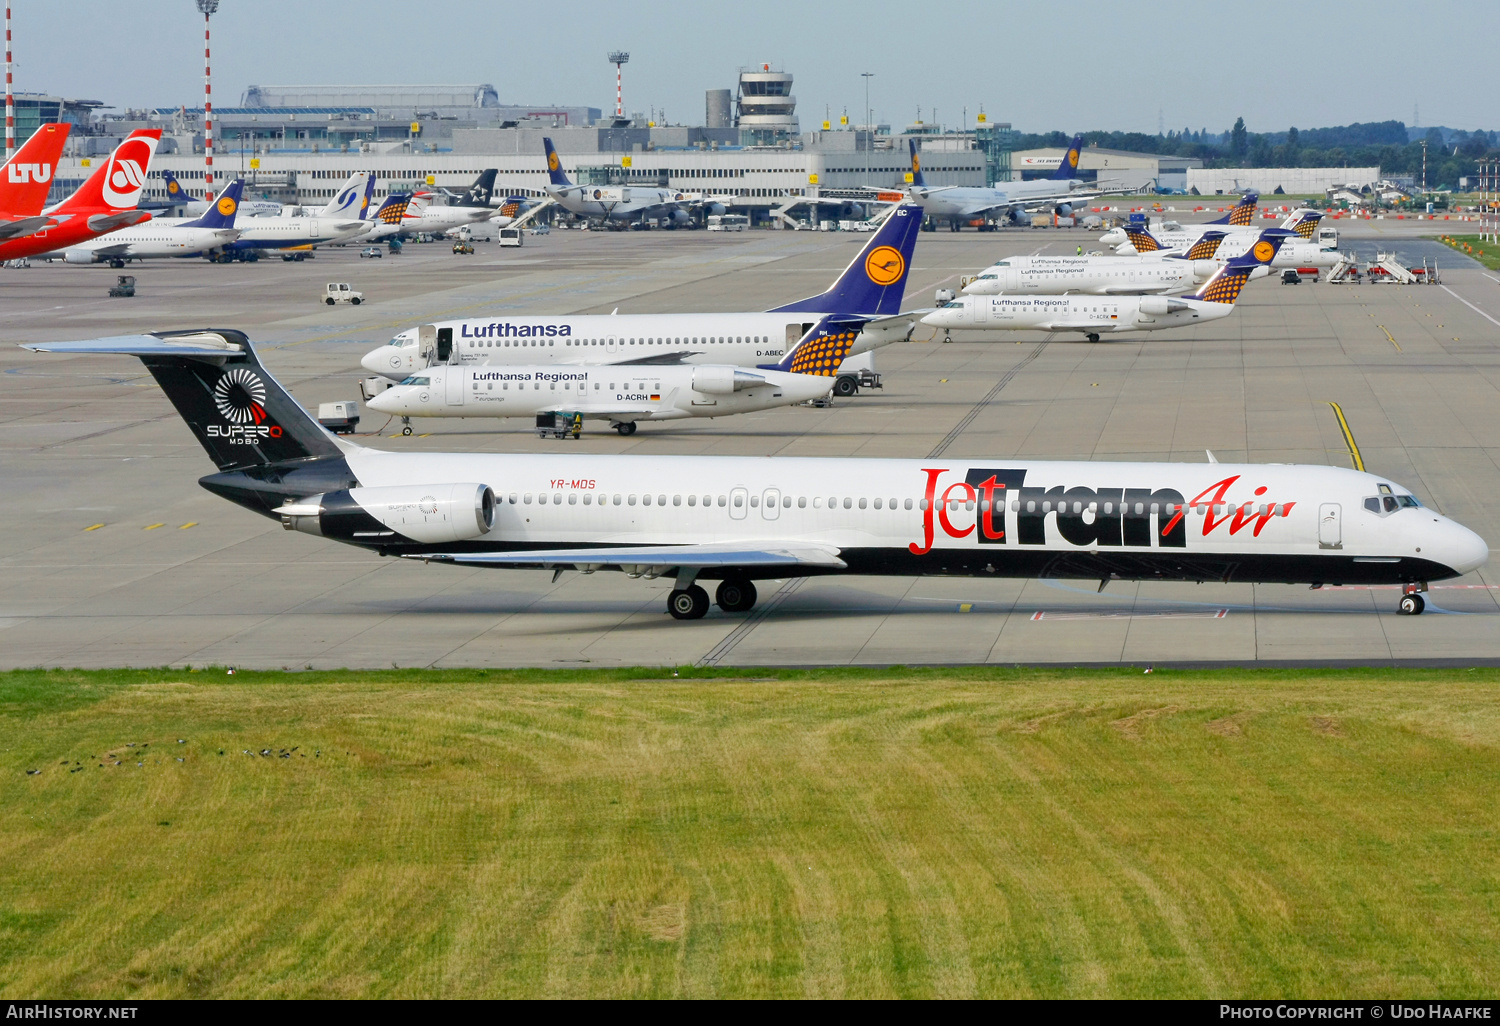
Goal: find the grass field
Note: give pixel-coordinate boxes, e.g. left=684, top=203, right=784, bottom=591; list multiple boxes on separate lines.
left=1435, top=234, right=1500, bottom=271
left=3, top=666, right=1498, bottom=999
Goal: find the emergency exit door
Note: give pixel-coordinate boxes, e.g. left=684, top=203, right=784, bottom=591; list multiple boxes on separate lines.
left=1318, top=503, right=1341, bottom=549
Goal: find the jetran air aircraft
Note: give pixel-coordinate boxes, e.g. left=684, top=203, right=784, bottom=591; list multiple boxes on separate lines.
left=541, top=137, right=720, bottom=226
left=899, top=135, right=1096, bottom=229
left=367, top=318, right=869, bottom=436
left=959, top=234, right=1228, bottom=298
left=923, top=229, right=1291, bottom=342
left=360, top=205, right=927, bottom=397
left=0, top=122, right=70, bottom=242
left=54, top=178, right=244, bottom=265
left=0, top=129, right=161, bottom=262
left=24, top=330, right=1487, bottom=619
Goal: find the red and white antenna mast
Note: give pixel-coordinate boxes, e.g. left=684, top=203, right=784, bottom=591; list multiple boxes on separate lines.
left=607, top=51, right=629, bottom=120
left=6, top=3, right=15, bottom=160
left=196, top=0, right=219, bottom=202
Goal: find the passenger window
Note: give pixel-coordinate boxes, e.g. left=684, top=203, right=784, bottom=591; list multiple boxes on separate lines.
left=583, top=494, right=593, bottom=505
left=508, top=493, right=518, bottom=504
left=673, top=495, right=682, bottom=506
left=873, top=498, right=883, bottom=509
left=798, top=496, right=807, bottom=508
left=613, top=495, right=622, bottom=505
left=523, top=494, right=532, bottom=504
left=905, top=499, right=913, bottom=510
left=858, top=498, right=867, bottom=509
left=687, top=495, right=697, bottom=506
left=641, top=495, right=651, bottom=506
left=628, top=495, right=637, bottom=506
left=813, top=497, right=823, bottom=508
left=568, top=494, right=577, bottom=505
left=782, top=495, right=792, bottom=507
left=657, top=495, right=666, bottom=506
left=717, top=495, right=727, bottom=507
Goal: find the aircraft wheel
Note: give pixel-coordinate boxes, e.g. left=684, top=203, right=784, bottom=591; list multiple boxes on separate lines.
left=402, top=426, right=413, bottom=436
left=668, top=585, right=710, bottom=620
left=716, top=578, right=757, bottom=613
left=1398, top=594, right=1425, bottom=616
left=832, top=376, right=858, bottom=397
left=615, top=421, right=637, bottom=436
left=1087, top=333, right=1100, bottom=343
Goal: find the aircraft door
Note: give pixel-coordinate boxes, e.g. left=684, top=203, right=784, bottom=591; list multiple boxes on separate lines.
left=761, top=488, right=781, bottom=521
left=729, top=487, right=748, bottom=520
left=436, top=327, right=454, bottom=364
left=308, top=220, right=319, bottom=238
left=1318, top=503, right=1341, bottom=549
left=417, top=324, right=438, bottom=366
left=446, top=368, right=465, bottom=406
left=974, top=298, right=989, bottom=323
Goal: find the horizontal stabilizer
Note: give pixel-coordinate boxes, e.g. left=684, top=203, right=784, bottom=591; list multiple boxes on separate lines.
left=22, top=332, right=246, bottom=357
left=0, top=215, right=55, bottom=241
left=405, top=541, right=847, bottom=572
left=87, top=210, right=152, bottom=233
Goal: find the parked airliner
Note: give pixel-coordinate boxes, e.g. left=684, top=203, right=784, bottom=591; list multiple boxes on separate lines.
left=899, top=136, right=1096, bottom=229
left=0, top=122, right=70, bottom=242
left=542, top=137, right=718, bottom=226
left=924, top=230, right=1291, bottom=341
left=57, top=178, right=243, bottom=265
left=360, top=205, right=927, bottom=396
left=24, top=330, right=1487, bottom=619
left=960, top=235, right=1228, bottom=297
left=1119, top=222, right=1339, bottom=269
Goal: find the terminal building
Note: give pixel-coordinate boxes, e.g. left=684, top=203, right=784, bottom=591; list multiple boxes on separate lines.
left=1012, top=145, right=1203, bottom=193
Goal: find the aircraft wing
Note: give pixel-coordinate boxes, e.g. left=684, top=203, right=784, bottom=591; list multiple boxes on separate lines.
left=85, top=243, right=131, bottom=259
left=608, top=350, right=702, bottom=365
left=0, top=215, right=56, bottom=241
left=403, top=541, right=847, bottom=572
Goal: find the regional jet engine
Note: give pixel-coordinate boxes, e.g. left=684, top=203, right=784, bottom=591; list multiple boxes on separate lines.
left=277, top=483, right=496, bottom=545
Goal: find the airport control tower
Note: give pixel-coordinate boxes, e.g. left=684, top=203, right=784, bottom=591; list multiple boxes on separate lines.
left=735, top=64, right=797, bottom=147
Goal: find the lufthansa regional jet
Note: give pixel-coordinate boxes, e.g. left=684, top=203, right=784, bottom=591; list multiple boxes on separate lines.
left=360, top=205, right=928, bottom=398
left=24, top=330, right=1487, bottom=620
left=923, top=229, right=1292, bottom=342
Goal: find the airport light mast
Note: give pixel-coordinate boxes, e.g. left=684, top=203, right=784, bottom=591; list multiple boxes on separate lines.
left=196, top=0, right=219, bottom=203
left=861, top=71, right=873, bottom=181
left=608, top=51, right=629, bottom=120
left=5, top=3, right=14, bottom=160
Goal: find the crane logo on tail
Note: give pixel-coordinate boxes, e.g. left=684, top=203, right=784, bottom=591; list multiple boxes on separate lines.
left=214, top=367, right=269, bottom=425
left=216, top=195, right=238, bottom=216
left=1065, top=147, right=1080, bottom=170
left=865, top=245, right=905, bottom=286
left=1252, top=240, right=1276, bottom=262
left=547, top=151, right=560, bottom=172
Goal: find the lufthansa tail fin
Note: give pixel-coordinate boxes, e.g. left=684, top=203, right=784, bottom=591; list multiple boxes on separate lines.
left=497, top=195, right=529, bottom=219
left=764, top=315, right=868, bottom=375
left=0, top=123, right=69, bottom=216
left=908, top=140, right=927, bottom=187
left=1122, top=223, right=1164, bottom=252
left=320, top=172, right=375, bottom=218
left=1206, top=191, right=1259, bottom=226
left=1282, top=208, right=1324, bottom=239
left=542, top=138, right=572, bottom=187
left=51, top=130, right=162, bottom=214
left=161, top=169, right=190, bottom=206
left=370, top=192, right=411, bottom=225
left=180, top=178, right=243, bottom=229
left=22, top=330, right=346, bottom=472
left=770, top=204, right=923, bottom=316
left=1051, top=135, right=1083, bottom=180
left=1187, top=229, right=1291, bottom=305
left=1182, top=230, right=1228, bottom=261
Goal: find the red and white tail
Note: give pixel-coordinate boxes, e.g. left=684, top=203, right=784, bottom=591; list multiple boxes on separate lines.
left=0, top=122, right=70, bottom=216
left=51, top=129, right=161, bottom=214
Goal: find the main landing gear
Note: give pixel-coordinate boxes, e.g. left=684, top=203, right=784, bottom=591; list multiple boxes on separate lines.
left=614, top=421, right=637, bottom=436
left=1398, top=583, right=1428, bottom=615
left=1086, top=333, right=1101, bottom=343
left=666, top=577, right=759, bottom=620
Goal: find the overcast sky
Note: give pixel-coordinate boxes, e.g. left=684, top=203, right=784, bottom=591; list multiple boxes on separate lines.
left=12, top=1, right=1498, bottom=134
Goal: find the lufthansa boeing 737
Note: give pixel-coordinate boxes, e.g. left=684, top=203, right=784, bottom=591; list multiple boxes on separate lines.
left=899, top=135, right=1096, bottom=230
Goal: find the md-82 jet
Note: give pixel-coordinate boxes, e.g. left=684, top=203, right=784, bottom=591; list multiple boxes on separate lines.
left=24, top=330, right=1486, bottom=619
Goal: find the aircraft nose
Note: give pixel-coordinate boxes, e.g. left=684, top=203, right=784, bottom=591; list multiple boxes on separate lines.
left=361, top=347, right=398, bottom=375
left=366, top=388, right=399, bottom=413
left=920, top=309, right=952, bottom=326
left=1440, top=519, right=1490, bottom=575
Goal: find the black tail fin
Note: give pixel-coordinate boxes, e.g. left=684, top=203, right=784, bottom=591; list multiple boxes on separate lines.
left=23, top=330, right=344, bottom=471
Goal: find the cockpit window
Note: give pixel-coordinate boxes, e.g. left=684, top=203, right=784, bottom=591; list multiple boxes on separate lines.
left=1364, top=489, right=1422, bottom=516
left=940, top=301, right=962, bottom=308
left=391, top=335, right=416, bottom=348
left=399, top=376, right=429, bottom=386
left=1397, top=494, right=1420, bottom=508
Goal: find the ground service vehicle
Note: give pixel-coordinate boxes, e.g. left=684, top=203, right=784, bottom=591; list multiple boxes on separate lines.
left=360, top=247, right=383, bottom=259
left=324, top=283, right=363, bottom=305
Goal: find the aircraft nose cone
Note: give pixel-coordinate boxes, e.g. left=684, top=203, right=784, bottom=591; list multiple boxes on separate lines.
left=1444, top=520, right=1490, bottom=575
left=361, top=347, right=399, bottom=375
left=366, top=389, right=399, bottom=413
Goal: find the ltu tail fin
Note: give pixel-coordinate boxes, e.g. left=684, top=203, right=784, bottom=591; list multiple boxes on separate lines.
left=1122, top=223, right=1163, bottom=252
left=0, top=122, right=69, bottom=216
left=1183, top=230, right=1228, bottom=260
left=770, top=203, right=923, bottom=316
left=1051, top=135, right=1083, bottom=180
left=22, top=330, right=345, bottom=472
left=1187, top=229, right=1291, bottom=304
left=52, top=129, right=161, bottom=213
left=181, top=178, right=243, bottom=229
left=766, top=315, right=867, bottom=375
left=1207, top=191, right=1259, bottom=226
left=908, top=139, right=927, bottom=187
left=542, top=138, right=571, bottom=187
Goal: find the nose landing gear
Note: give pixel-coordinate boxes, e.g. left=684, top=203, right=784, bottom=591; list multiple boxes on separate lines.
left=401, top=416, right=412, bottom=437
left=1398, top=583, right=1427, bottom=615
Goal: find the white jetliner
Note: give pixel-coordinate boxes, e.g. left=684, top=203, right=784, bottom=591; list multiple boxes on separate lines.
left=216, top=172, right=373, bottom=253
left=899, top=136, right=1096, bottom=229
left=367, top=322, right=865, bottom=436
left=161, top=170, right=282, bottom=217
left=1116, top=222, right=1340, bottom=270
left=23, top=330, right=1487, bottom=619
left=395, top=170, right=522, bottom=235
left=360, top=205, right=928, bottom=397
left=543, top=137, right=720, bottom=226
left=925, top=230, right=1290, bottom=342
left=1102, top=193, right=1328, bottom=256
left=57, top=178, right=244, bottom=265
left=960, top=233, right=1228, bottom=297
